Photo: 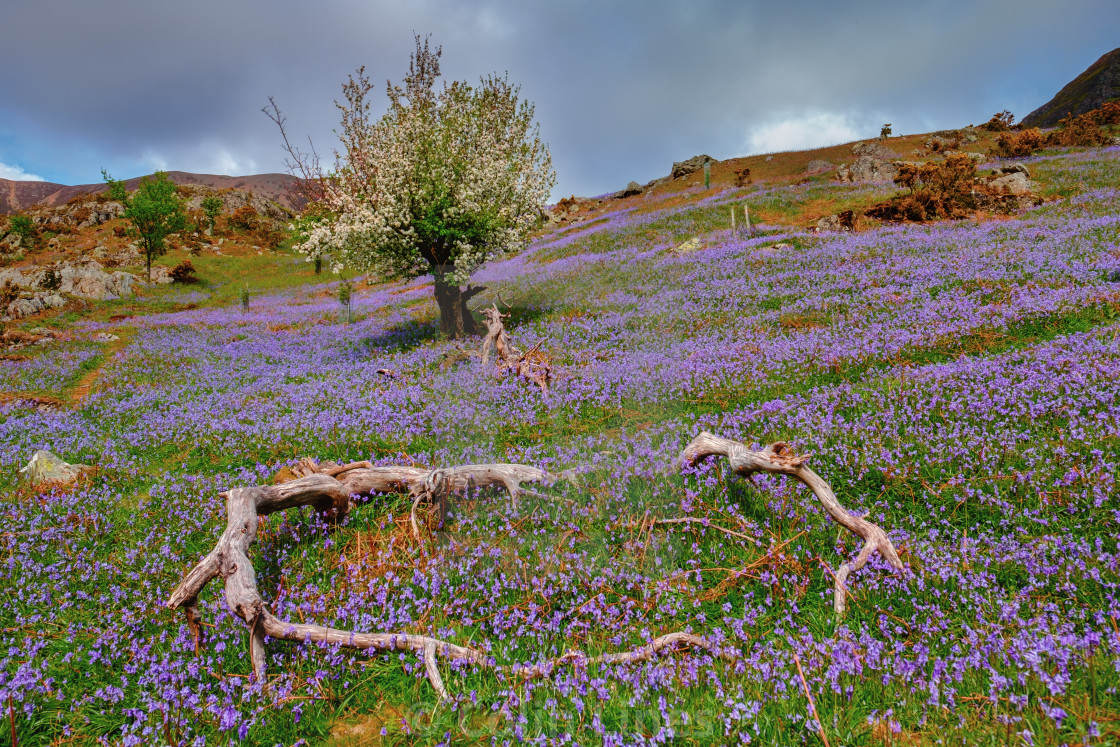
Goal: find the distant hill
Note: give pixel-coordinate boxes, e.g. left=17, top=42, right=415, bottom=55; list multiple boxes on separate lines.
left=1022, top=47, right=1120, bottom=128
left=0, top=171, right=304, bottom=215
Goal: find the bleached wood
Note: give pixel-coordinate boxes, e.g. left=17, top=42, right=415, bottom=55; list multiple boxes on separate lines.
left=479, top=303, right=552, bottom=391
left=168, top=458, right=720, bottom=695
left=681, top=431, right=903, bottom=615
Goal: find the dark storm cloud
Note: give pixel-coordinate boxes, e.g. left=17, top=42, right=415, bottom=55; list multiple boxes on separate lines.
left=0, top=0, right=1116, bottom=198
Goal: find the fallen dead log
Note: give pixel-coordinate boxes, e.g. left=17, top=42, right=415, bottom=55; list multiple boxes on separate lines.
left=681, top=431, right=903, bottom=615
left=166, top=459, right=719, bottom=697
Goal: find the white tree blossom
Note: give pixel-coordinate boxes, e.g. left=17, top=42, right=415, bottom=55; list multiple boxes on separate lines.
left=294, top=36, right=555, bottom=336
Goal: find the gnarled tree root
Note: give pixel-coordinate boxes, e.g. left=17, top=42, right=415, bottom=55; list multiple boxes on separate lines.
left=681, top=431, right=903, bottom=615
left=166, top=460, right=714, bottom=698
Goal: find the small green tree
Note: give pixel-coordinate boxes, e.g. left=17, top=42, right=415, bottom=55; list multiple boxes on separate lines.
left=7, top=215, right=37, bottom=248
left=102, top=170, right=188, bottom=281
left=880, top=123, right=893, bottom=139
left=201, top=195, right=223, bottom=235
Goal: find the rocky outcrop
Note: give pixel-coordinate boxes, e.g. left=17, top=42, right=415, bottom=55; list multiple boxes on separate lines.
left=837, top=142, right=900, bottom=183
left=837, top=157, right=898, bottom=183
left=979, top=170, right=1034, bottom=196
left=671, top=155, right=714, bottom=179
left=1022, top=47, right=1120, bottom=128
left=0, top=259, right=137, bottom=320
left=805, top=160, right=834, bottom=175
left=851, top=142, right=899, bottom=160
left=614, top=181, right=644, bottom=199
left=545, top=195, right=602, bottom=224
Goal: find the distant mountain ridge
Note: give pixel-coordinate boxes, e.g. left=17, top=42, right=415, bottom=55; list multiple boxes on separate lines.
left=1022, top=47, right=1120, bottom=128
left=0, top=171, right=304, bottom=215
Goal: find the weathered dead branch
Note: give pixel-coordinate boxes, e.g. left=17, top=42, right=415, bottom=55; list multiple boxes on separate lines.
left=680, top=431, right=903, bottom=615
left=167, top=459, right=719, bottom=698
left=480, top=304, right=553, bottom=391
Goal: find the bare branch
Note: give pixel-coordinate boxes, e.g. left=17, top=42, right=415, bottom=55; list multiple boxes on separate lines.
left=681, top=431, right=904, bottom=615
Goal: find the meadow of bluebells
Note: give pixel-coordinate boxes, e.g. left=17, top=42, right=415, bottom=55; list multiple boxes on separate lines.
left=1, top=147, right=1120, bottom=744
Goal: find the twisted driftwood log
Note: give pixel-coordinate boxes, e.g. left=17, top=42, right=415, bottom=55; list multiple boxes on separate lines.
left=481, top=304, right=552, bottom=392
left=681, top=432, right=903, bottom=615
left=167, top=459, right=717, bottom=697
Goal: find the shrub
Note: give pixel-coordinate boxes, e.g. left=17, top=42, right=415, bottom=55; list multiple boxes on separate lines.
left=228, top=204, right=260, bottom=231
left=169, top=260, right=198, bottom=284
left=8, top=215, right=37, bottom=244
left=0, top=281, right=18, bottom=307
left=867, top=153, right=978, bottom=222
left=880, top=123, right=892, bottom=139
left=1049, top=111, right=1114, bottom=148
left=201, top=195, right=223, bottom=233
left=250, top=222, right=284, bottom=249
left=981, top=111, right=1015, bottom=132
left=990, top=128, right=1045, bottom=158
left=1098, top=101, right=1120, bottom=126
left=40, top=268, right=62, bottom=291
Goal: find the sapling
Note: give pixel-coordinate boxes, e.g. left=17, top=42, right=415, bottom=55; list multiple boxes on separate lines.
left=200, top=195, right=222, bottom=236
left=103, top=170, right=187, bottom=282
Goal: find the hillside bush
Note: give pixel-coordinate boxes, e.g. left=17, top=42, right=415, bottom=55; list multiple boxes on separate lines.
left=169, top=260, right=198, bottom=284
left=981, top=110, right=1015, bottom=132
left=867, top=153, right=978, bottom=222
left=228, top=204, right=259, bottom=231
left=8, top=214, right=38, bottom=245
left=1098, top=100, right=1120, bottom=126
left=990, top=102, right=1118, bottom=158
left=991, top=128, right=1046, bottom=158
left=1048, top=110, right=1115, bottom=148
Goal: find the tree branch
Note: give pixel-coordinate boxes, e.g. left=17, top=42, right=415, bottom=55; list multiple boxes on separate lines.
left=680, top=431, right=903, bottom=615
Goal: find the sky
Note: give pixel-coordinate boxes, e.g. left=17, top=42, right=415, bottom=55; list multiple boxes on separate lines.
left=0, top=0, right=1117, bottom=201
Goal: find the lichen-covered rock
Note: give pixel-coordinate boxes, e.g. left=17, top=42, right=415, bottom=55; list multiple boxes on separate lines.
left=18, top=450, right=91, bottom=485
left=671, top=155, right=714, bottom=179
left=836, top=155, right=899, bottom=183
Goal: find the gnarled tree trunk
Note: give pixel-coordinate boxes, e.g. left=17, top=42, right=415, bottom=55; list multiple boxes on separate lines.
left=432, top=280, right=484, bottom=338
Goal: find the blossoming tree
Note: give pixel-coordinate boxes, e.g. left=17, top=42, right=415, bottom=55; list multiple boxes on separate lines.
left=293, top=36, right=555, bottom=337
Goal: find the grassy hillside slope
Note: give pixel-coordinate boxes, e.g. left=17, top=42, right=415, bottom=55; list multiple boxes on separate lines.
left=1, top=139, right=1120, bottom=745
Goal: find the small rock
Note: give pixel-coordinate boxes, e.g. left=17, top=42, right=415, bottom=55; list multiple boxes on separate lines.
left=27, top=327, right=53, bottom=336
left=817, top=214, right=842, bottom=231
left=675, top=237, right=704, bottom=253
left=1000, top=162, right=1031, bottom=179
left=805, top=159, right=834, bottom=175
left=19, top=450, right=92, bottom=486
left=765, top=155, right=774, bottom=162
left=94, top=333, right=120, bottom=342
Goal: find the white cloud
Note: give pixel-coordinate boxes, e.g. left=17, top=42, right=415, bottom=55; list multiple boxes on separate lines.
left=743, top=111, right=878, bottom=155
left=0, top=161, right=45, bottom=181
left=140, top=150, right=169, bottom=172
